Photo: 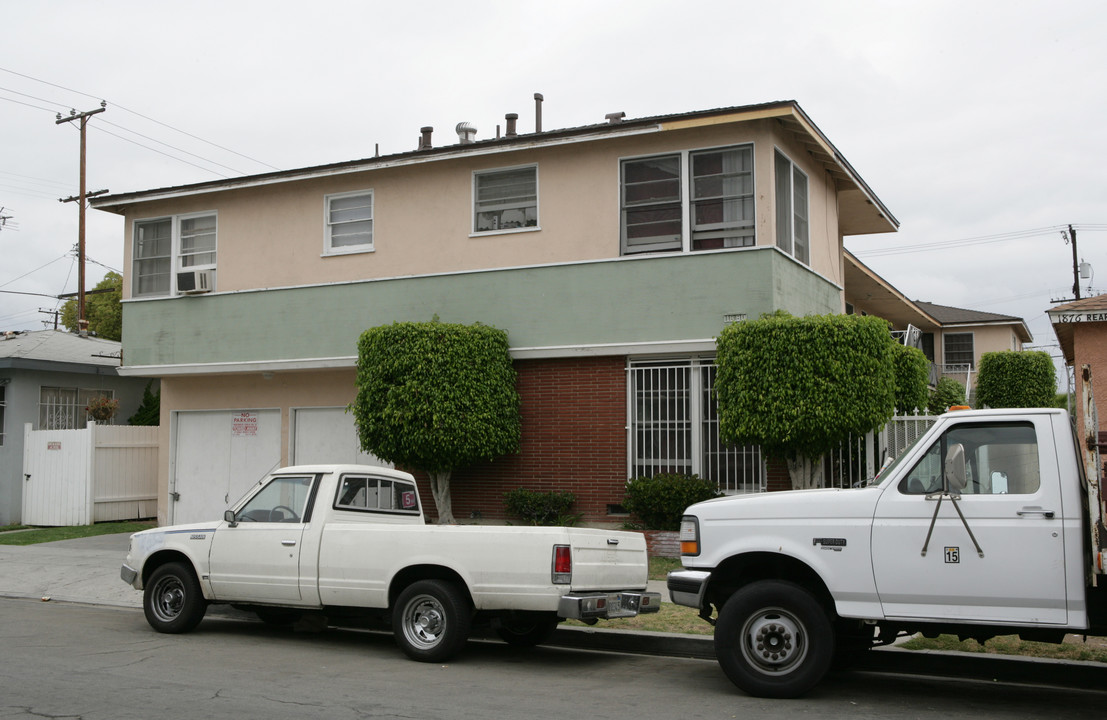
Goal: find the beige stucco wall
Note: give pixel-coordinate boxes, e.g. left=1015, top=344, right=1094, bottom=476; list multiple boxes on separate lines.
left=120, top=119, right=845, bottom=300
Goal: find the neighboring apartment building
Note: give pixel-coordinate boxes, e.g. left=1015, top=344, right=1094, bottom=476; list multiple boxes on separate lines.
left=843, top=252, right=1032, bottom=401
left=92, top=99, right=901, bottom=525
left=0, top=329, right=151, bottom=525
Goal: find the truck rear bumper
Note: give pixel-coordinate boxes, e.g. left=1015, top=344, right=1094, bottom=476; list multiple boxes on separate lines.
left=557, top=591, right=662, bottom=620
left=667, top=569, right=711, bottom=609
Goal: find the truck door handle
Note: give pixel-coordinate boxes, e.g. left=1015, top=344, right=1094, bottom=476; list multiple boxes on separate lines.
left=281, top=540, right=297, bottom=546
left=1017, top=506, right=1055, bottom=519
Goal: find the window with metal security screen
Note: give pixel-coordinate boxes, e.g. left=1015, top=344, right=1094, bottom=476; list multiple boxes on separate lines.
left=38, top=386, right=115, bottom=430
left=628, top=359, right=763, bottom=494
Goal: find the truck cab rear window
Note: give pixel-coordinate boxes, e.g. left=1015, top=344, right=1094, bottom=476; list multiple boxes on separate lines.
left=335, top=475, right=420, bottom=514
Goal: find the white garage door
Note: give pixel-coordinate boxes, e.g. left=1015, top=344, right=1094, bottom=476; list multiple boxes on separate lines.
left=291, top=407, right=389, bottom=467
left=171, top=409, right=281, bottom=525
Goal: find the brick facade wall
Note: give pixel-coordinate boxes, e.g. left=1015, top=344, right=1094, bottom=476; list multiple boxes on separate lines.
left=417, top=356, right=628, bottom=524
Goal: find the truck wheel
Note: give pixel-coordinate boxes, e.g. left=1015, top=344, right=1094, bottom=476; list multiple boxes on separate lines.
left=714, top=580, right=834, bottom=698
left=495, top=614, right=560, bottom=647
left=143, top=562, right=207, bottom=634
left=393, top=580, right=472, bottom=662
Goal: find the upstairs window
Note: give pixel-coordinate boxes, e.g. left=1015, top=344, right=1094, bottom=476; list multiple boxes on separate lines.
left=774, top=150, right=809, bottom=265
left=621, top=155, right=682, bottom=253
left=473, top=166, right=538, bottom=234
left=325, top=190, right=374, bottom=254
left=132, top=212, right=217, bottom=297
left=691, top=146, right=754, bottom=250
left=621, top=144, right=754, bottom=255
left=944, top=332, right=975, bottom=368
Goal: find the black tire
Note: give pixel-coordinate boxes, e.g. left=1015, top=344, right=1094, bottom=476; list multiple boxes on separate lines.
left=495, top=613, right=560, bottom=647
left=714, top=580, right=834, bottom=698
left=143, top=561, right=208, bottom=634
left=392, top=580, right=472, bottom=662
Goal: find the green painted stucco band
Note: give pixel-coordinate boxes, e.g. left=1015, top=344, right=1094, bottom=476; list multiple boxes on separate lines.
left=122, top=248, right=841, bottom=367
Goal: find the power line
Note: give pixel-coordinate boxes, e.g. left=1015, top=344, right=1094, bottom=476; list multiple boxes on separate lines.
left=853, top=224, right=1106, bottom=259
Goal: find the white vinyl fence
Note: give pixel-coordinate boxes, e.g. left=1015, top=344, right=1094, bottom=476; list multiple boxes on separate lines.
left=22, top=422, right=158, bottom=526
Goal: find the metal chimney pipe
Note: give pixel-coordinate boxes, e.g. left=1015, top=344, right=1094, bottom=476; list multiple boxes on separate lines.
left=419, top=126, right=433, bottom=150
left=534, top=93, right=543, bottom=132
left=505, top=113, right=518, bottom=137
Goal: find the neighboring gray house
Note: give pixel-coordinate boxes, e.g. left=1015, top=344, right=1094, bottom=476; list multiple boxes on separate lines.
left=0, top=330, right=153, bottom=525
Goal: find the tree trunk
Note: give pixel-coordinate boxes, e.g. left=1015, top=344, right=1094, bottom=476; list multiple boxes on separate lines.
left=427, top=469, right=455, bottom=524
left=786, top=454, right=825, bottom=490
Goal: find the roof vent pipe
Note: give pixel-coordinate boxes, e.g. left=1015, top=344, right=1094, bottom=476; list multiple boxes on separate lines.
left=419, top=126, right=433, bottom=150
left=505, top=113, right=518, bottom=137
left=534, top=93, right=543, bottom=132
left=456, top=122, right=477, bottom=144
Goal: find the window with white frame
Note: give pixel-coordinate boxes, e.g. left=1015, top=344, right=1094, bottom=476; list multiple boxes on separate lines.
left=943, top=332, right=975, bottom=368
left=39, top=387, right=115, bottom=430
left=774, top=150, right=809, bottom=265
left=628, top=358, right=763, bottom=494
left=132, top=212, right=217, bottom=297
left=325, top=190, right=373, bottom=254
left=621, top=145, right=754, bottom=255
left=473, top=166, right=537, bottom=233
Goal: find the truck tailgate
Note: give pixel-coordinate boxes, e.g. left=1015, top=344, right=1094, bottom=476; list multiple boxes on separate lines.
left=568, top=530, right=649, bottom=591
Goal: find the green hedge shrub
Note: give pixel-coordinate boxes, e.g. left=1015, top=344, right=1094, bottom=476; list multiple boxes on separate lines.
left=975, top=350, right=1057, bottom=408
left=503, top=489, right=580, bottom=526
left=928, top=376, right=966, bottom=414
left=892, top=344, right=930, bottom=413
left=623, top=474, right=722, bottom=531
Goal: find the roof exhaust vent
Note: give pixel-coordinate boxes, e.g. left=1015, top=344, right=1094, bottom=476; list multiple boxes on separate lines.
left=605, top=112, right=626, bottom=124
left=456, top=122, right=477, bottom=144
left=534, top=93, right=543, bottom=132
left=505, top=113, right=518, bottom=137
left=418, top=126, right=434, bottom=150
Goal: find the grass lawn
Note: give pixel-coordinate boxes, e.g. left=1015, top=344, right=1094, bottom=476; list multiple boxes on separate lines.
left=902, top=633, right=1107, bottom=663
left=0, top=520, right=155, bottom=546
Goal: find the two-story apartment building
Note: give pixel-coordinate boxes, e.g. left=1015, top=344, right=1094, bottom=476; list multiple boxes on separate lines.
left=92, top=100, right=900, bottom=525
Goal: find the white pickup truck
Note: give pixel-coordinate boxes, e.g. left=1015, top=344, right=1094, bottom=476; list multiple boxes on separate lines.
left=668, top=405, right=1107, bottom=697
left=122, top=464, right=659, bottom=661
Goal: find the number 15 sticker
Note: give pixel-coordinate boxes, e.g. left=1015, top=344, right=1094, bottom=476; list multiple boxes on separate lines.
left=944, top=547, right=960, bottom=564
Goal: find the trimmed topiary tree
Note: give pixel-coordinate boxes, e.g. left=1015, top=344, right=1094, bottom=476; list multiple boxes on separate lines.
left=892, top=344, right=930, bottom=413
left=715, top=311, right=897, bottom=488
left=975, top=350, right=1057, bottom=409
left=351, top=319, right=521, bottom=524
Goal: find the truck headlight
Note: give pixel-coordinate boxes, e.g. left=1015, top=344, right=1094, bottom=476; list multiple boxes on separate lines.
left=679, top=516, right=700, bottom=556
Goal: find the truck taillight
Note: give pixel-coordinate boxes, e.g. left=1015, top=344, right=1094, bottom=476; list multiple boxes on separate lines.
left=679, top=516, right=700, bottom=556
left=552, top=544, right=572, bottom=584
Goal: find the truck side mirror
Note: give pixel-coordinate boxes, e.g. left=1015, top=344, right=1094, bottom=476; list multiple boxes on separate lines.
left=224, top=509, right=238, bottom=527
left=945, top=443, right=967, bottom=493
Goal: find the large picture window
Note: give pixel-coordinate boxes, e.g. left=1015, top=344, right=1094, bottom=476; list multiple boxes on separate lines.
left=132, top=212, right=217, bottom=297
left=628, top=358, right=763, bottom=494
left=473, top=166, right=537, bottom=233
left=326, top=190, right=374, bottom=254
left=943, top=332, right=975, bottom=368
left=774, top=150, right=809, bottom=265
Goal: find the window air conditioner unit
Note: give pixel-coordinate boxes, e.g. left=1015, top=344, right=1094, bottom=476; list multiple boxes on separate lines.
left=177, top=269, right=213, bottom=295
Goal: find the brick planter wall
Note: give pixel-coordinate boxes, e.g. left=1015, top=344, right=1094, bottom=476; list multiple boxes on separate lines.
left=642, top=530, right=681, bottom=558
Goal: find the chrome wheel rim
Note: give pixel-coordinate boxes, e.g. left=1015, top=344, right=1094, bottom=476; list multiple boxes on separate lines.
left=150, top=575, right=186, bottom=622
left=401, top=594, right=446, bottom=650
left=739, top=606, right=808, bottom=676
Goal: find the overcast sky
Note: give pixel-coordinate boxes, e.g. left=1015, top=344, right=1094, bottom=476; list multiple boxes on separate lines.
left=1, top=0, right=1103, bottom=380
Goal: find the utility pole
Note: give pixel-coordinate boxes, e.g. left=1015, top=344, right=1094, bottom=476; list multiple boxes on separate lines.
left=1066, top=224, right=1081, bottom=301
left=56, top=102, right=107, bottom=336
